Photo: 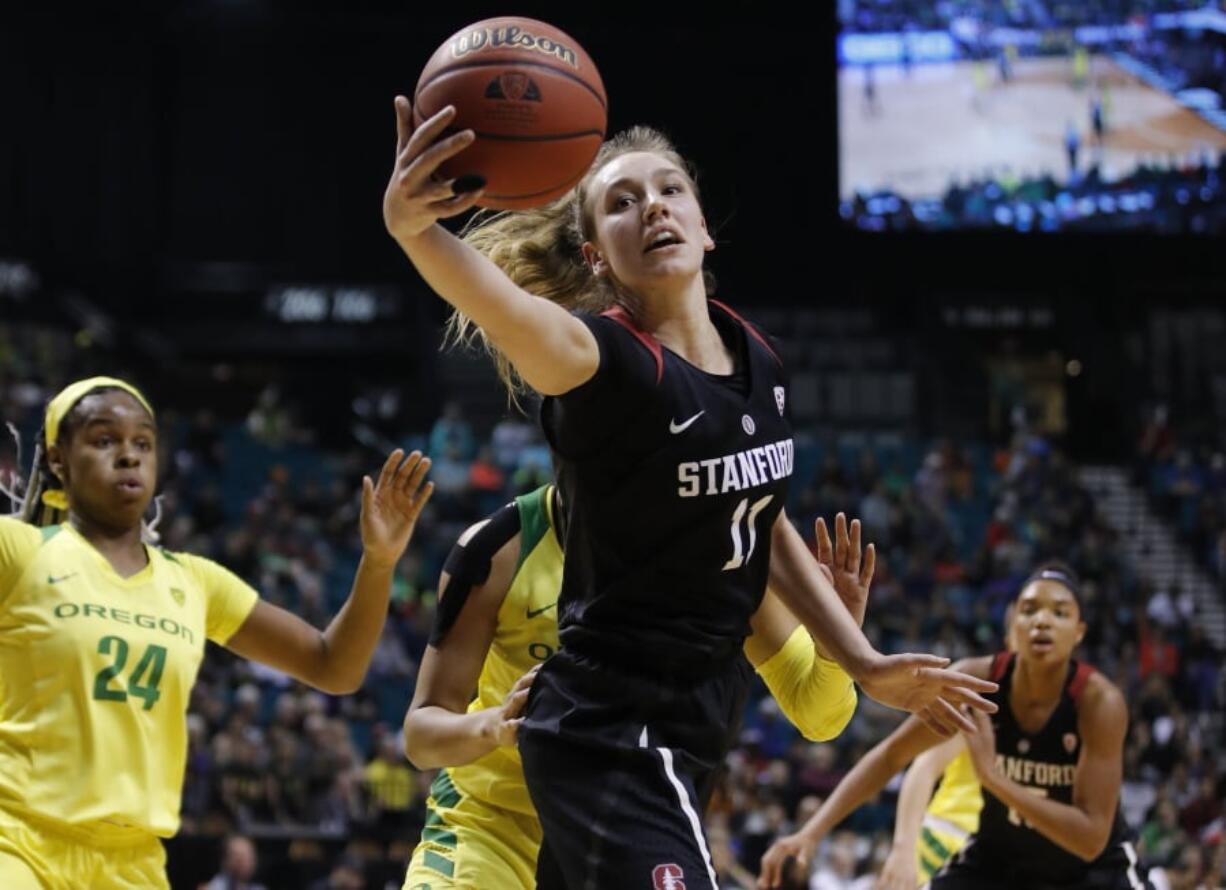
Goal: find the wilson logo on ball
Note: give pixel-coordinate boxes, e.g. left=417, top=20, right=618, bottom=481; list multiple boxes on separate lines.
left=416, top=16, right=606, bottom=209
left=449, top=25, right=579, bottom=69
left=486, top=74, right=541, bottom=102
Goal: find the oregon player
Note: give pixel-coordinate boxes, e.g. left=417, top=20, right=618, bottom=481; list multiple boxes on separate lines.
left=0, top=377, right=433, bottom=889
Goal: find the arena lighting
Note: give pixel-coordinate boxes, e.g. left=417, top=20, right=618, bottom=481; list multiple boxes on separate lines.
left=0, top=259, right=38, bottom=299
left=941, top=304, right=1056, bottom=329
left=264, top=285, right=386, bottom=324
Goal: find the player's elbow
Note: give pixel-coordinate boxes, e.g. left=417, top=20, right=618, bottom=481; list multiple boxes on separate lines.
left=1074, top=841, right=1107, bottom=863
left=798, top=715, right=851, bottom=743
left=402, top=741, right=433, bottom=771
left=401, top=713, right=440, bottom=770
left=403, top=742, right=447, bottom=772
left=337, top=675, right=364, bottom=695
left=295, top=637, right=366, bottom=695
left=308, top=658, right=365, bottom=695
left=314, top=673, right=363, bottom=696
left=401, top=733, right=430, bottom=770
left=490, top=308, right=595, bottom=396
left=796, top=689, right=858, bottom=742
left=1074, top=826, right=1112, bottom=862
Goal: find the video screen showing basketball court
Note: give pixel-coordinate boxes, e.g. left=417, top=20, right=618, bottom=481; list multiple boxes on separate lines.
left=837, top=4, right=1226, bottom=233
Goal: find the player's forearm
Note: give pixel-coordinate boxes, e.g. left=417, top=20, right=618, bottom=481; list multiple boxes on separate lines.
left=768, top=518, right=876, bottom=679
left=395, top=224, right=521, bottom=326
left=403, top=704, right=500, bottom=769
left=316, top=555, right=397, bottom=693
left=394, top=225, right=590, bottom=394
left=796, top=740, right=907, bottom=845
left=810, top=589, right=866, bottom=662
left=978, top=770, right=1109, bottom=861
left=892, top=757, right=942, bottom=851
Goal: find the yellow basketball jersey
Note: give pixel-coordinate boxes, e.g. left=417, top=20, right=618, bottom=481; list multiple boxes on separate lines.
left=915, top=749, right=982, bottom=881
left=448, top=486, right=562, bottom=817
left=924, top=749, right=981, bottom=832
left=0, top=518, right=258, bottom=842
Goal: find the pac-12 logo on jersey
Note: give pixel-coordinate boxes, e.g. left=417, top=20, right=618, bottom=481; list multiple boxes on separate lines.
left=774, top=385, right=785, bottom=416
left=652, top=863, right=686, bottom=890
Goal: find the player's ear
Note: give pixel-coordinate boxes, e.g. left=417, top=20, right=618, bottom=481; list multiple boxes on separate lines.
left=582, top=242, right=608, bottom=277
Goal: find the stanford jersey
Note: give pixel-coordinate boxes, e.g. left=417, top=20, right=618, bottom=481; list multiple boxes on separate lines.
left=933, top=652, right=1147, bottom=890
left=521, top=300, right=794, bottom=890
left=540, top=300, right=794, bottom=678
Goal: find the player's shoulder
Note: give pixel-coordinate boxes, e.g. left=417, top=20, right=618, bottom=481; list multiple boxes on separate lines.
left=1074, top=670, right=1129, bottom=750
left=586, top=308, right=666, bottom=382
left=458, top=502, right=524, bottom=557
left=154, top=545, right=198, bottom=568
left=457, top=517, right=493, bottom=548
left=442, top=503, right=525, bottom=599
left=709, top=299, right=784, bottom=366
left=0, top=515, right=44, bottom=549
left=0, top=517, right=45, bottom=591
left=154, top=547, right=228, bottom=586
left=1078, top=668, right=1126, bottom=718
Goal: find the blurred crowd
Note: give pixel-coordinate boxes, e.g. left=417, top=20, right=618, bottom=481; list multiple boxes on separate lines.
left=2, top=324, right=1222, bottom=889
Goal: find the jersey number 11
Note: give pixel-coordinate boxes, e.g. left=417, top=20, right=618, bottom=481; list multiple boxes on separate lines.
left=722, top=495, right=774, bottom=571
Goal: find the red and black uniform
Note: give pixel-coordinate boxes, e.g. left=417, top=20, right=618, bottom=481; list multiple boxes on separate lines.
left=520, top=301, right=793, bottom=890
left=933, top=653, right=1150, bottom=890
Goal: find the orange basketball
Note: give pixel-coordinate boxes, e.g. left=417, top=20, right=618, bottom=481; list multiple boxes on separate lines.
left=414, top=17, right=607, bottom=210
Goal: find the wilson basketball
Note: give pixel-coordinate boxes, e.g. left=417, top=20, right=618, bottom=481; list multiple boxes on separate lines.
left=414, top=17, right=607, bottom=209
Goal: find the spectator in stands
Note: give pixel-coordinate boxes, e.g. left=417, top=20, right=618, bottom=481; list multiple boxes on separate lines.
left=203, top=835, right=268, bottom=890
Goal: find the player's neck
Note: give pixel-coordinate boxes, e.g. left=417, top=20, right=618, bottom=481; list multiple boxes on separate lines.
left=1012, top=656, right=1069, bottom=705
left=638, top=281, right=731, bottom=373
left=70, top=514, right=149, bottom=577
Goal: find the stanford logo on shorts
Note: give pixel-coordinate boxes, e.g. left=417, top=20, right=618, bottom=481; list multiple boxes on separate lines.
left=652, top=863, right=686, bottom=890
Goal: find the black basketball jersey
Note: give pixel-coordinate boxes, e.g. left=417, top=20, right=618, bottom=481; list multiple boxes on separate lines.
left=540, top=300, right=794, bottom=678
left=975, top=652, right=1130, bottom=884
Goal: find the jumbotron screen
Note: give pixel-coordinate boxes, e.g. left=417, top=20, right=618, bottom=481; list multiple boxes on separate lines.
left=836, top=2, right=1226, bottom=233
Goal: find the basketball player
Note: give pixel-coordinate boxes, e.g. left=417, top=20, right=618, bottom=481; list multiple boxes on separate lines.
left=1072, top=45, right=1090, bottom=90
left=880, top=736, right=982, bottom=888
left=759, top=563, right=1151, bottom=890
left=383, top=99, right=998, bottom=889
left=808, top=608, right=1020, bottom=889
left=0, top=377, right=434, bottom=889
left=401, top=488, right=872, bottom=889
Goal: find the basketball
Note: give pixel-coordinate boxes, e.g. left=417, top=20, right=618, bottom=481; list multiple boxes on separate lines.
left=413, top=17, right=607, bottom=210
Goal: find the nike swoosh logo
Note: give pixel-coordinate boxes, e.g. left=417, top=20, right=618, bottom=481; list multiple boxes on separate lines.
left=48, top=573, right=79, bottom=585
left=669, top=411, right=705, bottom=434
left=526, top=601, right=558, bottom=619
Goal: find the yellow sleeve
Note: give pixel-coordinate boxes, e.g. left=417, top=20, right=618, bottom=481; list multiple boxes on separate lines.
left=178, top=552, right=260, bottom=644
left=0, top=516, right=42, bottom=608
left=754, top=624, right=857, bottom=741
